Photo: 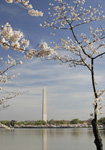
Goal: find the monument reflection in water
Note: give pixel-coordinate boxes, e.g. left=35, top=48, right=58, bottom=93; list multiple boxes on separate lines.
left=42, top=129, right=47, bottom=150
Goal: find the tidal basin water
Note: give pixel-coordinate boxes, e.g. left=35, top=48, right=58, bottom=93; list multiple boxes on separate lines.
left=0, top=128, right=105, bottom=150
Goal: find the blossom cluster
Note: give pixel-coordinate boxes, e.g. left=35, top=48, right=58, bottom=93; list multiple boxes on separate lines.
left=5, top=0, right=43, bottom=17
left=0, top=22, right=29, bottom=51
left=0, top=55, right=22, bottom=108
left=0, top=22, right=57, bottom=60
left=90, top=89, right=105, bottom=117
left=39, top=0, right=105, bottom=69
left=0, top=55, right=22, bottom=83
left=37, top=42, right=57, bottom=57
left=0, top=89, right=20, bottom=109
left=43, top=0, right=105, bottom=29
left=28, top=9, right=43, bottom=17
left=25, top=42, right=57, bottom=59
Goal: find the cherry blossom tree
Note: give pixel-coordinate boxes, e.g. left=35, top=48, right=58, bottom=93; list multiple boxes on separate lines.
left=2, top=0, right=105, bottom=149
left=38, top=1, right=105, bottom=150
left=0, top=0, right=40, bottom=109
left=0, top=0, right=44, bottom=108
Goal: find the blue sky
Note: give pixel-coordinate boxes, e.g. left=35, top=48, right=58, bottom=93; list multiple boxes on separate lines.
left=0, top=0, right=105, bottom=121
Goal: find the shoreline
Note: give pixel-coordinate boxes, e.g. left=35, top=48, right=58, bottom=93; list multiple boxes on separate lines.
left=10, top=124, right=103, bottom=129
left=0, top=123, right=104, bottom=130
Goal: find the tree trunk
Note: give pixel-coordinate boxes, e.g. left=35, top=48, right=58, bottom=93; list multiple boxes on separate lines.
left=91, top=58, right=103, bottom=150
left=91, top=119, right=103, bottom=150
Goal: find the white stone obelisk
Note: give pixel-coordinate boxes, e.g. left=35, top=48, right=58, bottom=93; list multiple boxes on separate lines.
left=42, top=87, right=47, bottom=122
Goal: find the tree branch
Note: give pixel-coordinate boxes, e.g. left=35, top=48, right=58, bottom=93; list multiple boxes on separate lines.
left=93, top=51, right=105, bottom=59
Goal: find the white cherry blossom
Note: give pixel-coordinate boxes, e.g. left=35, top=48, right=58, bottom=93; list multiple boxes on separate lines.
left=28, top=9, right=43, bottom=17
left=0, top=55, right=22, bottom=108
left=5, top=0, right=44, bottom=17
left=5, top=0, right=13, bottom=3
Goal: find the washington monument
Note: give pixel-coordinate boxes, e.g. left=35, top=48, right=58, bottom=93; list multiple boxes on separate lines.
left=42, top=87, right=47, bottom=122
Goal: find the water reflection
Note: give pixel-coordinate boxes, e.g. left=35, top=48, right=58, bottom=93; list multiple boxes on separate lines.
left=0, top=128, right=105, bottom=150
left=100, top=129, right=105, bottom=137
left=42, top=129, right=47, bottom=150
left=87, top=128, right=105, bottom=138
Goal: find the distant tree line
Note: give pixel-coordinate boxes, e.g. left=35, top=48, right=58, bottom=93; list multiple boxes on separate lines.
left=0, top=118, right=105, bottom=127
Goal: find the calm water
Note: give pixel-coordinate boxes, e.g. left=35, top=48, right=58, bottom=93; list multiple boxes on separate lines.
left=0, top=128, right=105, bottom=150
